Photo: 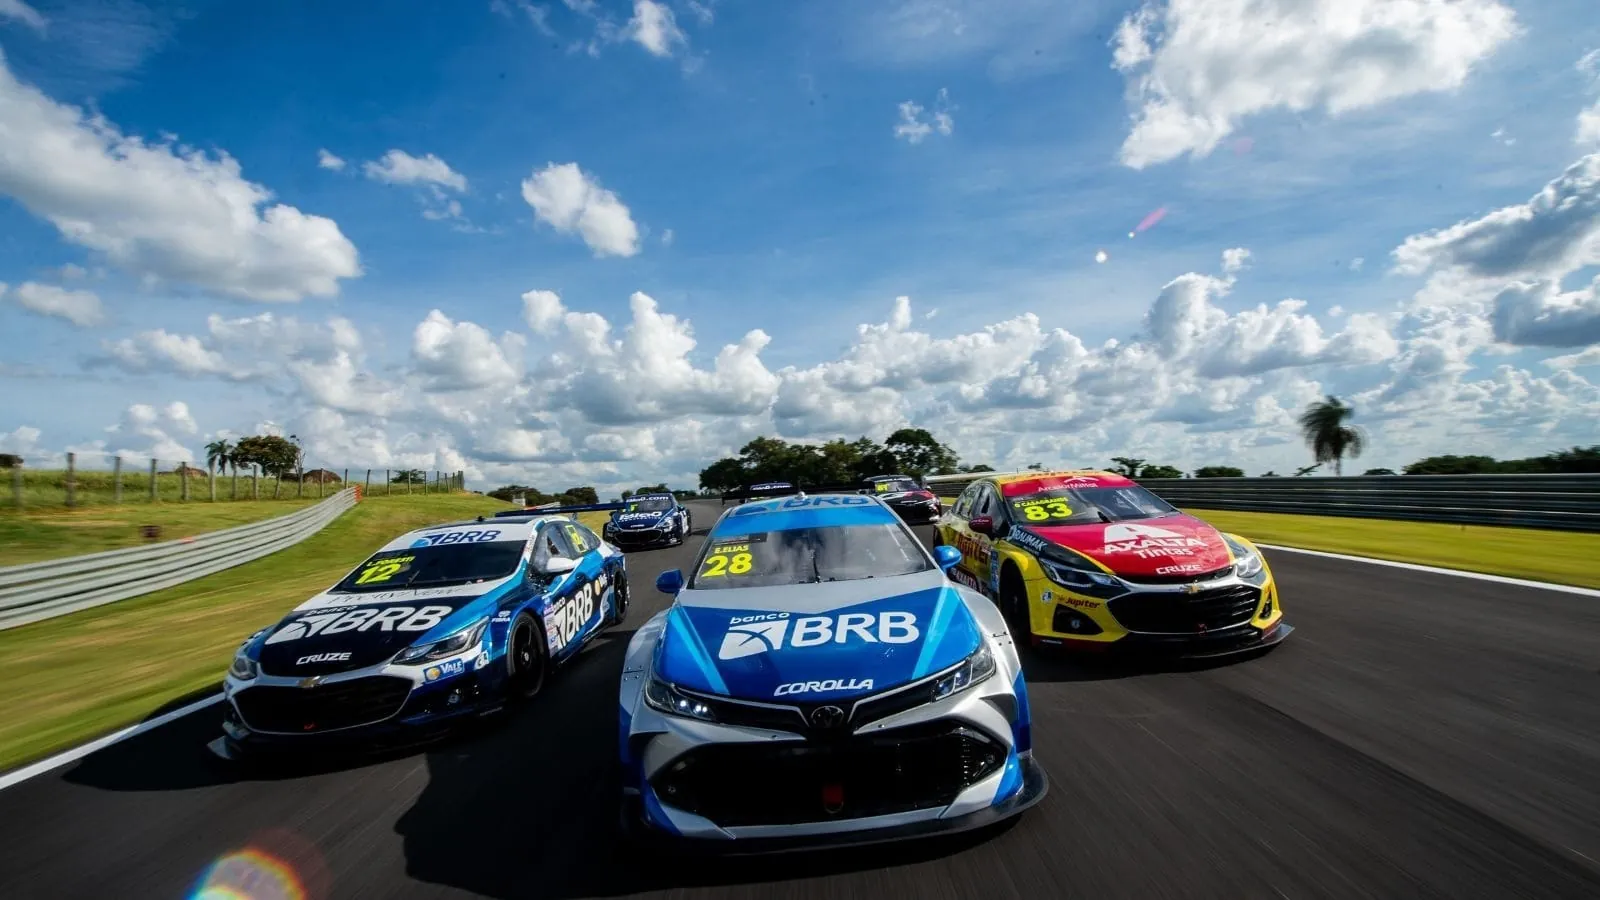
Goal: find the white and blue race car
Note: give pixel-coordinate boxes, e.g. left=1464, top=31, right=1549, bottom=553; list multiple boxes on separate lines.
left=214, top=513, right=627, bottom=757
left=617, top=492, right=1048, bottom=851
left=601, top=493, right=693, bottom=551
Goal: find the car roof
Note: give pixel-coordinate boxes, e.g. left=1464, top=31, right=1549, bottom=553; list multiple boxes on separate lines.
left=988, top=470, right=1136, bottom=497
left=865, top=473, right=915, bottom=481
left=375, top=518, right=551, bottom=552
left=712, top=492, right=899, bottom=538
left=629, top=493, right=675, bottom=501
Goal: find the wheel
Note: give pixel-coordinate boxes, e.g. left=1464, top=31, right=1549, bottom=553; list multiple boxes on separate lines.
left=506, top=611, right=548, bottom=700
left=606, top=572, right=630, bottom=626
left=999, top=567, right=1033, bottom=644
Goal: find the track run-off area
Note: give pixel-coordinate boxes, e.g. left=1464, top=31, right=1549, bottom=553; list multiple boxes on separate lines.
left=3, top=500, right=1599, bottom=899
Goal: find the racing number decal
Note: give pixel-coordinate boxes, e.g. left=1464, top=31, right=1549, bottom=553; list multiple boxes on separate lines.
left=700, top=547, right=753, bottom=578
left=1019, top=500, right=1071, bottom=521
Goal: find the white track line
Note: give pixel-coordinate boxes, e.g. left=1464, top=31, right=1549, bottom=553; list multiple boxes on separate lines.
left=0, top=693, right=223, bottom=792
left=1257, top=544, right=1600, bottom=598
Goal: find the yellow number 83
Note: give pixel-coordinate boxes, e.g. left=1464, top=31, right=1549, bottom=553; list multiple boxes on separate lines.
left=1023, top=501, right=1072, bottom=521
left=701, top=552, right=753, bottom=577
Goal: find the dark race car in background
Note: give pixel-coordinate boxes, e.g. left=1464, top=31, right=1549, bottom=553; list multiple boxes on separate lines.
left=602, top=493, right=693, bottom=551
left=214, top=514, right=628, bottom=758
left=861, top=474, right=942, bottom=524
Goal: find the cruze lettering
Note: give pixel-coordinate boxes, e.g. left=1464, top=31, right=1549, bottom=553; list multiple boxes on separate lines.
left=296, top=652, right=351, bottom=666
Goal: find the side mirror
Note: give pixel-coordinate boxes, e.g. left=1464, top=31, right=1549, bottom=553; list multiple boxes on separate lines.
left=932, top=545, right=962, bottom=571
left=969, top=515, right=995, bottom=536
left=656, top=569, right=684, bottom=595
left=541, top=556, right=579, bottom=575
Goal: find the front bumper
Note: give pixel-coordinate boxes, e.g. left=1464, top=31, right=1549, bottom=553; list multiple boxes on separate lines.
left=1029, top=573, right=1293, bottom=659
left=605, top=525, right=680, bottom=549
left=623, top=753, right=1047, bottom=855
left=1034, top=619, right=1293, bottom=658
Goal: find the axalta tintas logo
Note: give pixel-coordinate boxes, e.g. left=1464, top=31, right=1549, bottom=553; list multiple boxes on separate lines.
left=716, top=611, right=920, bottom=660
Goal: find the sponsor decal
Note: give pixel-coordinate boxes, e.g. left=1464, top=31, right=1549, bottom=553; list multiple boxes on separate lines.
left=717, top=611, right=920, bottom=660
left=296, top=652, right=351, bottom=666
left=1154, top=562, right=1205, bottom=575
left=1008, top=527, right=1050, bottom=554
left=547, top=571, right=609, bottom=648
left=1058, top=596, right=1099, bottom=610
left=474, top=651, right=491, bottom=670
left=409, top=529, right=503, bottom=548
left=730, top=495, right=871, bottom=516
left=265, top=605, right=452, bottom=644
left=1041, top=590, right=1053, bottom=604
left=988, top=548, right=1001, bottom=593
left=774, top=677, right=875, bottom=696
left=1101, top=522, right=1206, bottom=559
left=948, top=568, right=982, bottom=591
left=492, top=610, right=512, bottom=622
left=423, top=658, right=467, bottom=682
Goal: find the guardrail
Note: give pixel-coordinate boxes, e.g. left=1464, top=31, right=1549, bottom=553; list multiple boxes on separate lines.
left=921, top=472, right=1600, bottom=532
left=0, top=487, right=360, bottom=631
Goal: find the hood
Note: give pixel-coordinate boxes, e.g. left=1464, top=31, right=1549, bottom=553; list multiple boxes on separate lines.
left=653, top=571, right=982, bottom=703
left=1018, top=514, right=1233, bottom=579
left=253, top=579, right=515, bottom=676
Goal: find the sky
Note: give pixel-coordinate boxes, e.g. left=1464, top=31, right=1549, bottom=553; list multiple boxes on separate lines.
left=1, top=0, right=1599, bottom=492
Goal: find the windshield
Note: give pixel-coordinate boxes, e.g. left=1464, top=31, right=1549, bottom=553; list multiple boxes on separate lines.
left=1007, top=486, right=1178, bottom=526
left=625, top=497, right=673, bottom=513
left=688, top=525, right=932, bottom=589
left=871, top=478, right=920, bottom=493
left=331, top=542, right=526, bottom=593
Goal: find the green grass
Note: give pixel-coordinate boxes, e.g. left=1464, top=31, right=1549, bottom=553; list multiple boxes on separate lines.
left=2, top=466, right=450, bottom=511
left=0, top=492, right=512, bottom=773
left=0, top=498, right=326, bottom=567
left=1185, top=508, right=1600, bottom=590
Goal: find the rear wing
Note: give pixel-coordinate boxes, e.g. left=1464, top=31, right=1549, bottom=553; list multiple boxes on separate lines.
left=719, top=481, right=875, bottom=506
left=494, top=502, right=627, bottom=519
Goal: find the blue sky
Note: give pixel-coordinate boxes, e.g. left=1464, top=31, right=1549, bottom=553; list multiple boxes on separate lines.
left=2, top=0, right=1599, bottom=491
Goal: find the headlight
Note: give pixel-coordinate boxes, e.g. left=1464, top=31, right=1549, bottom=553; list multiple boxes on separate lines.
left=1037, top=554, right=1124, bottom=599
left=643, top=674, right=716, bottom=722
left=394, top=617, right=489, bottom=665
left=228, top=648, right=258, bottom=680
left=1224, top=535, right=1265, bottom=580
left=932, top=645, right=996, bottom=702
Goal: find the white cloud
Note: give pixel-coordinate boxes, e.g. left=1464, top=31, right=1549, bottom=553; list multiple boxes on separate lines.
left=105, top=401, right=199, bottom=462
left=1490, top=277, right=1600, bottom=348
left=1221, top=247, right=1251, bottom=274
left=1112, top=0, right=1518, bottom=168
left=1349, top=257, right=1365, bottom=272
left=7, top=282, right=103, bottom=327
left=1544, top=346, right=1600, bottom=370
left=100, top=312, right=361, bottom=380
left=521, top=289, right=566, bottom=335
left=411, top=309, right=524, bottom=391
left=627, top=0, right=686, bottom=57
left=57, top=263, right=88, bottom=281
left=0, top=49, right=360, bottom=302
left=660, top=228, right=675, bottom=246
left=492, top=0, right=556, bottom=36
left=317, top=149, right=346, bottom=171
left=521, top=162, right=641, bottom=257
left=1580, top=103, right=1600, bottom=148
left=104, top=330, right=232, bottom=377
left=0, top=0, right=45, bottom=31
left=894, top=88, right=955, bottom=144
left=362, top=149, right=468, bottom=191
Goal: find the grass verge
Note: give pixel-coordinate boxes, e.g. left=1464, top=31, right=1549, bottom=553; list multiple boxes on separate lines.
left=1185, top=508, right=1600, bottom=590
left=0, top=493, right=511, bottom=773
left=0, top=499, right=324, bottom=567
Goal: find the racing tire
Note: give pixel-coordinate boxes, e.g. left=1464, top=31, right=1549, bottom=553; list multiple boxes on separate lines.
left=506, top=612, right=548, bottom=701
left=606, top=572, right=631, bottom=626
left=999, top=566, right=1034, bottom=649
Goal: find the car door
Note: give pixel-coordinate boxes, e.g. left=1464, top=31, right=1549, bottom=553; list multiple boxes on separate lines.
left=941, top=482, right=985, bottom=585
left=536, top=522, right=610, bottom=660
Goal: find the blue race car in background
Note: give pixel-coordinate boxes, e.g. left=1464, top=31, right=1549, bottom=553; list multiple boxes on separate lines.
left=214, top=513, right=627, bottom=758
left=617, top=491, right=1047, bottom=851
left=602, top=493, right=693, bottom=551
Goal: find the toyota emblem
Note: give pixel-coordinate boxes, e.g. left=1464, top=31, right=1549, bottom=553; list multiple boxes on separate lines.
left=809, top=705, right=846, bottom=729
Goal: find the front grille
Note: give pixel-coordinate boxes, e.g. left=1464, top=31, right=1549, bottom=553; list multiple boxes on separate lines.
left=233, top=676, right=412, bottom=733
left=1121, top=566, right=1234, bottom=586
left=650, top=720, right=1005, bottom=826
left=1108, top=584, right=1260, bottom=634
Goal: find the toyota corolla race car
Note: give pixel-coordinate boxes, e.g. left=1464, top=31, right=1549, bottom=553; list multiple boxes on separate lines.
left=213, top=514, right=627, bottom=757
left=937, top=470, right=1292, bottom=658
left=602, top=492, right=693, bottom=550
left=861, top=474, right=943, bottom=524
left=617, top=492, right=1047, bottom=851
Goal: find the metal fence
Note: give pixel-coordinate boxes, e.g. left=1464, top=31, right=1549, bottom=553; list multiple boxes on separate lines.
left=3, top=452, right=464, bottom=509
left=922, top=472, right=1600, bottom=532
left=0, top=487, right=360, bottom=631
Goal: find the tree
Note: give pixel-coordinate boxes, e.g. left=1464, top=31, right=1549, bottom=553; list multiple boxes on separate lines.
left=1108, top=457, right=1146, bottom=477
left=1402, top=455, right=1497, bottom=475
left=0, top=453, right=20, bottom=468
left=884, top=428, right=959, bottom=478
left=1138, top=464, right=1184, bottom=479
left=699, top=457, right=748, bottom=493
left=391, top=469, right=428, bottom=484
left=1294, top=464, right=1322, bottom=477
left=1193, top=466, right=1244, bottom=478
left=564, top=486, right=599, bottom=505
left=1260, top=470, right=1280, bottom=477
left=231, top=435, right=299, bottom=477
left=204, top=439, right=232, bottom=477
left=1297, top=395, right=1364, bottom=476
left=958, top=463, right=994, bottom=473
left=1363, top=468, right=1397, bottom=476
left=1027, top=462, right=1045, bottom=471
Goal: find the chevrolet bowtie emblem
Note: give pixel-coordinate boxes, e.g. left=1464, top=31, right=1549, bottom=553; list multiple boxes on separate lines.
left=298, top=676, right=323, bottom=688
left=1184, top=583, right=1202, bottom=595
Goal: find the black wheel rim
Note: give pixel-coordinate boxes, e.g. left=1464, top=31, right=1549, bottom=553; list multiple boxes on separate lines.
left=616, top=577, right=629, bottom=616
left=512, top=621, right=543, bottom=695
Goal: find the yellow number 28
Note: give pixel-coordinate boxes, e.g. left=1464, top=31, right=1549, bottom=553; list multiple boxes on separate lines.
left=701, top=552, right=753, bottom=577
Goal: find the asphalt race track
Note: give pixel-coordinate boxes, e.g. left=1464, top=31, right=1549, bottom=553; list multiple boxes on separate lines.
left=4, top=499, right=1600, bottom=899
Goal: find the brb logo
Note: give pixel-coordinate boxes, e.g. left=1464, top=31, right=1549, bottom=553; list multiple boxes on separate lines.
left=717, top=611, right=920, bottom=660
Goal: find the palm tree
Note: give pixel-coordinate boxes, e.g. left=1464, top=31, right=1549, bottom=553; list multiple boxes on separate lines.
left=204, top=439, right=232, bottom=478
left=1297, top=396, right=1364, bottom=476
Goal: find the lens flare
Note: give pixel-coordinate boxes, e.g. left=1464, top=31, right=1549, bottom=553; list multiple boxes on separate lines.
left=1132, top=206, right=1167, bottom=234
left=1094, top=249, right=1108, bottom=263
left=190, top=848, right=306, bottom=900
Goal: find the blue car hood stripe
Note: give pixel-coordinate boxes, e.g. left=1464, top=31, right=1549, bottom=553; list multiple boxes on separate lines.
left=654, top=585, right=981, bottom=702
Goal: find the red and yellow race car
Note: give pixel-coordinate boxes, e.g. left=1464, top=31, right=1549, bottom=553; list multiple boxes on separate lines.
left=936, top=470, right=1292, bottom=658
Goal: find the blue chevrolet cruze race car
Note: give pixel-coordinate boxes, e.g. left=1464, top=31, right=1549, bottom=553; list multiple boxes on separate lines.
left=617, top=492, right=1048, bottom=851
left=601, top=492, right=693, bottom=551
left=213, top=513, right=627, bottom=757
